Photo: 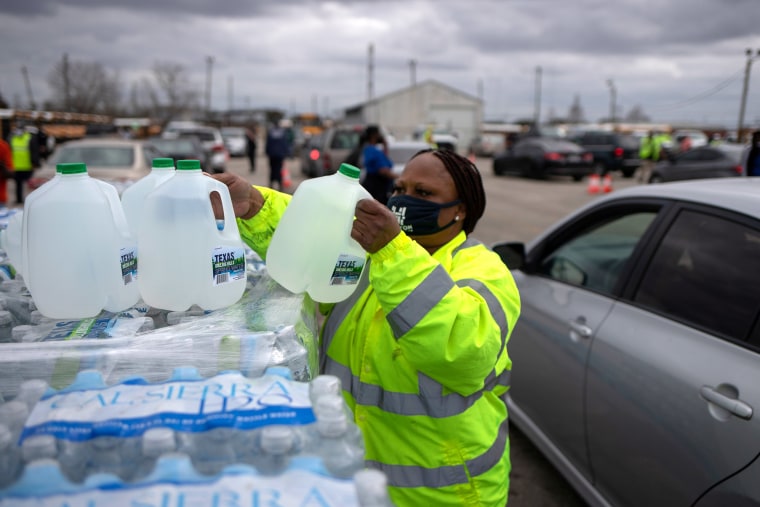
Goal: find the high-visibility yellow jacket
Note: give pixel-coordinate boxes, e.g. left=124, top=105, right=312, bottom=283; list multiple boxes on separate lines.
left=238, top=186, right=522, bottom=506
left=639, top=135, right=659, bottom=161
left=10, top=132, right=33, bottom=171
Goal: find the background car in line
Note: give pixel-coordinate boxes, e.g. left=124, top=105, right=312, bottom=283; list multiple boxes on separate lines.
left=648, top=143, right=748, bottom=183
left=220, top=127, right=248, bottom=158
left=493, top=136, right=594, bottom=181
left=301, top=124, right=365, bottom=178
left=162, top=124, right=228, bottom=173
left=572, top=130, right=642, bottom=178
left=388, top=140, right=431, bottom=176
left=493, top=178, right=760, bottom=507
left=146, top=136, right=208, bottom=171
left=30, top=138, right=163, bottom=194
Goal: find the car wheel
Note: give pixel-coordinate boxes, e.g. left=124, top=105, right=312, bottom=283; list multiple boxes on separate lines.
left=649, top=174, right=664, bottom=184
left=571, top=174, right=584, bottom=182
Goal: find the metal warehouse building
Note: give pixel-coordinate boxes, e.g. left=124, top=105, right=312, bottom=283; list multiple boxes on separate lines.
left=342, top=79, right=483, bottom=154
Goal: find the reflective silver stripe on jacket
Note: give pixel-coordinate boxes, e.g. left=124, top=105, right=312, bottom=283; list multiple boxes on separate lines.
left=365, top=417, right=509, bottom=489
left=386, top=264, right=454, bottom=338
left=323, top=357, right=511, bottom=417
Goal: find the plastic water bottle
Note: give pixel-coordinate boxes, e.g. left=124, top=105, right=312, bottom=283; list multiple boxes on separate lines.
left=15, top=378, right=50, bottom=410
left=355, top=469, right=395, bottom=507
left=132, top=427, right=177, bottom=481
left=190, top=425, right=238, bottom=476
left=312, top=396, right=365, bottom=479
left=0, top=210, right=23, bottom=276
left=0, top=400, right=29, bottom=439
left=0, top=309, right=13, bottom=342
left=23, top=162, right=140, bottom=318
left=21, top=434, right=58, bottom=463
left=121, top=157, right=176, bottom=238
left=266, top=163, right=372, bottom=303
left=309, top=374, right=342, bottom=405
left=57, top=439, right=89, bottom=484
left=0, top=424, right=21, bottom=488
left=137, top=159, right=247, bottom=311
left=253, top=425, right=296, bottom=476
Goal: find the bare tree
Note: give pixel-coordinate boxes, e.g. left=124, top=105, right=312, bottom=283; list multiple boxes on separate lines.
left=624, top=105, right=651, bottom=123
left=133, top=62, right=199, bottom=124
left=46, top=53, right=122, bottom=114
left=567, top=94, right=585, bottom=124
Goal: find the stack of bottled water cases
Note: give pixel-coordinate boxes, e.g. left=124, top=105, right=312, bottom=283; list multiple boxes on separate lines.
left=0, top=367, right=392, bottom=506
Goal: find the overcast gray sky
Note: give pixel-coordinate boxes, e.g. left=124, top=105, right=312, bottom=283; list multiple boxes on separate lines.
left=1, top=0, right=759, bottom=128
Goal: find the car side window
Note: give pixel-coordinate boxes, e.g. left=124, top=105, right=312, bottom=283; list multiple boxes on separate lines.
left=633, top=209, right=760, bottom=341
left=538, top=211, right=657, bottom=295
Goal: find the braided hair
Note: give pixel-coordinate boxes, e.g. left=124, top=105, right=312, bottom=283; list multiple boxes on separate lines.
left=410, top=149, right=486, bottom=234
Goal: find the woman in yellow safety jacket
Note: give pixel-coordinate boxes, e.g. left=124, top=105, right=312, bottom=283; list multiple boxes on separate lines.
left=213, top=149, right=521, bottom=506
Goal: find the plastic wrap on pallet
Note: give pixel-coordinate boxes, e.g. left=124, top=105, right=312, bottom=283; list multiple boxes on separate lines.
left=0, top=250, right=320, bottom=401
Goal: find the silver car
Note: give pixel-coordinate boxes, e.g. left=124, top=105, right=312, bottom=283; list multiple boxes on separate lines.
left=493, top=178, right=760, bottom=507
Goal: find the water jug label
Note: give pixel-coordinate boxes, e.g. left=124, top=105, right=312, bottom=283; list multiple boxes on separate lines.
left=21, top=372, right=316, bottom=442
left=1, top=468, right=360, bottom=507
left=212, top=246, right=246, bottom=286
left=329, top=254, right=365, bottom=286
left=120, top=246, right=137, bottom=285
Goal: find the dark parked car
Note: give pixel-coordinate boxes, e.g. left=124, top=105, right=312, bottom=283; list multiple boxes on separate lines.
left=492, top=137, right=594, bottom=181
left=649, top=143, right=748, bottom=183
left=146, top=136, right=208, bottom=171
left=572, top=130, right=642, bottom=178
left=493, top=178, right=760, bottom=507
left=301, top=125, right=365, bottom=177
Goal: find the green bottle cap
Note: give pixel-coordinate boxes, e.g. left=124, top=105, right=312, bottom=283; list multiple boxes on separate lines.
left=57, top=163, right=87, bottom=174
left=152, top=158, right=175, bottom=168
left=176, top=160, right=202, bottom=171
left=338, top=163, right=361, bottom=179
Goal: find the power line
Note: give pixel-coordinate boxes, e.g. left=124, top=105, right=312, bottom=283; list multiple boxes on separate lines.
left=646, top=67, right=745, bottom=113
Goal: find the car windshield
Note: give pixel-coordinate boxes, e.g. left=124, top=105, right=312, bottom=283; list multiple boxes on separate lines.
left=389, top=146, right=427, bottom=164
left=175, top=130, right=216, bottom=142
left=52, top=145, right=135, bottom=168
left=221, top=128, right=245, bottom=138
left=149, top=138, right=198, bottom=153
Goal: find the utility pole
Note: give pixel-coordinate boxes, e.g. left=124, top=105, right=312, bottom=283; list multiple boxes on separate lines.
left=62, top=53, right=70, bottom=111
left=738, top=48, right=759, bottom=143
left=367, top=43, right=375, bottom=102
left=606, top=78, right=617, bottom=124
left=409, top=59, right=417, bottom=86
left=20, top=65, right=36, bottom=110
left=533, top=66, right=542, bottom=125
left=205, top=56, right=215, bottom=120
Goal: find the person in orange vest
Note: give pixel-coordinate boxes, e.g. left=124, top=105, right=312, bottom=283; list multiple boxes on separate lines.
left=0, top=136, right=13, bottom=207
left=8, top=120, right=40, bottom=205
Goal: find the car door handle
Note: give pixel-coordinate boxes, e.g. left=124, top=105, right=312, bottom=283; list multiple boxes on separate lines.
left=700, top=386, right=753, bottom=420
left=568, top=320, right=592, bottom=339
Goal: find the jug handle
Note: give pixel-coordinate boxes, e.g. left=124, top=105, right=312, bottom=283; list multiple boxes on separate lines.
left=206, top=178, right=239, bottom=238
left=99, top=181, right=132, bottom=240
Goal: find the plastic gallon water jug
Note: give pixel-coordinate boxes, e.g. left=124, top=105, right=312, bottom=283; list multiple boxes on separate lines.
left=121, top=157, right=176, bottom=237
left=24, top=163, right=140, bottom=319
left=137, top=159, right=246, bottom=311
left=266, top=163, right=372, bottom=303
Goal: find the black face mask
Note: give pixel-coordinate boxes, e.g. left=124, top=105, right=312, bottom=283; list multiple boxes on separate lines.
left=387, top=195, right=461, bottom=236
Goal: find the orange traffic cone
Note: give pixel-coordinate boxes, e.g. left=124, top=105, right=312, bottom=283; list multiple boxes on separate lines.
left=587, top=174, right=601, bottom=194
left=602, top=174, right=613, bottom=193
left=282, top=164, right=293, bottom=190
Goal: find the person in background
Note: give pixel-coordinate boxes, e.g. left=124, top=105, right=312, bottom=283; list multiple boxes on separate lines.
left=637, top=130, right=659, bottom=183
left=35, top=121, right=50, bottom=161
left=746, top=130, right=760, bottom=177
left=360, top=125, right=395, bottom=204
left=211, top=149, right=521, bottom=506
left=678, top=134, right=692, bottom=153
left=8, top=121, right=39, bottom=205
left=265, top=119, right=292, bottom=190
left=245, top=124, right=258, bottom=173
left=0, top=136, right=13, bottom=207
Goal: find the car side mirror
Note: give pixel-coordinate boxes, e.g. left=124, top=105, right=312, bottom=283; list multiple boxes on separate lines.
left=492, top=242, right=526, bottom=271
